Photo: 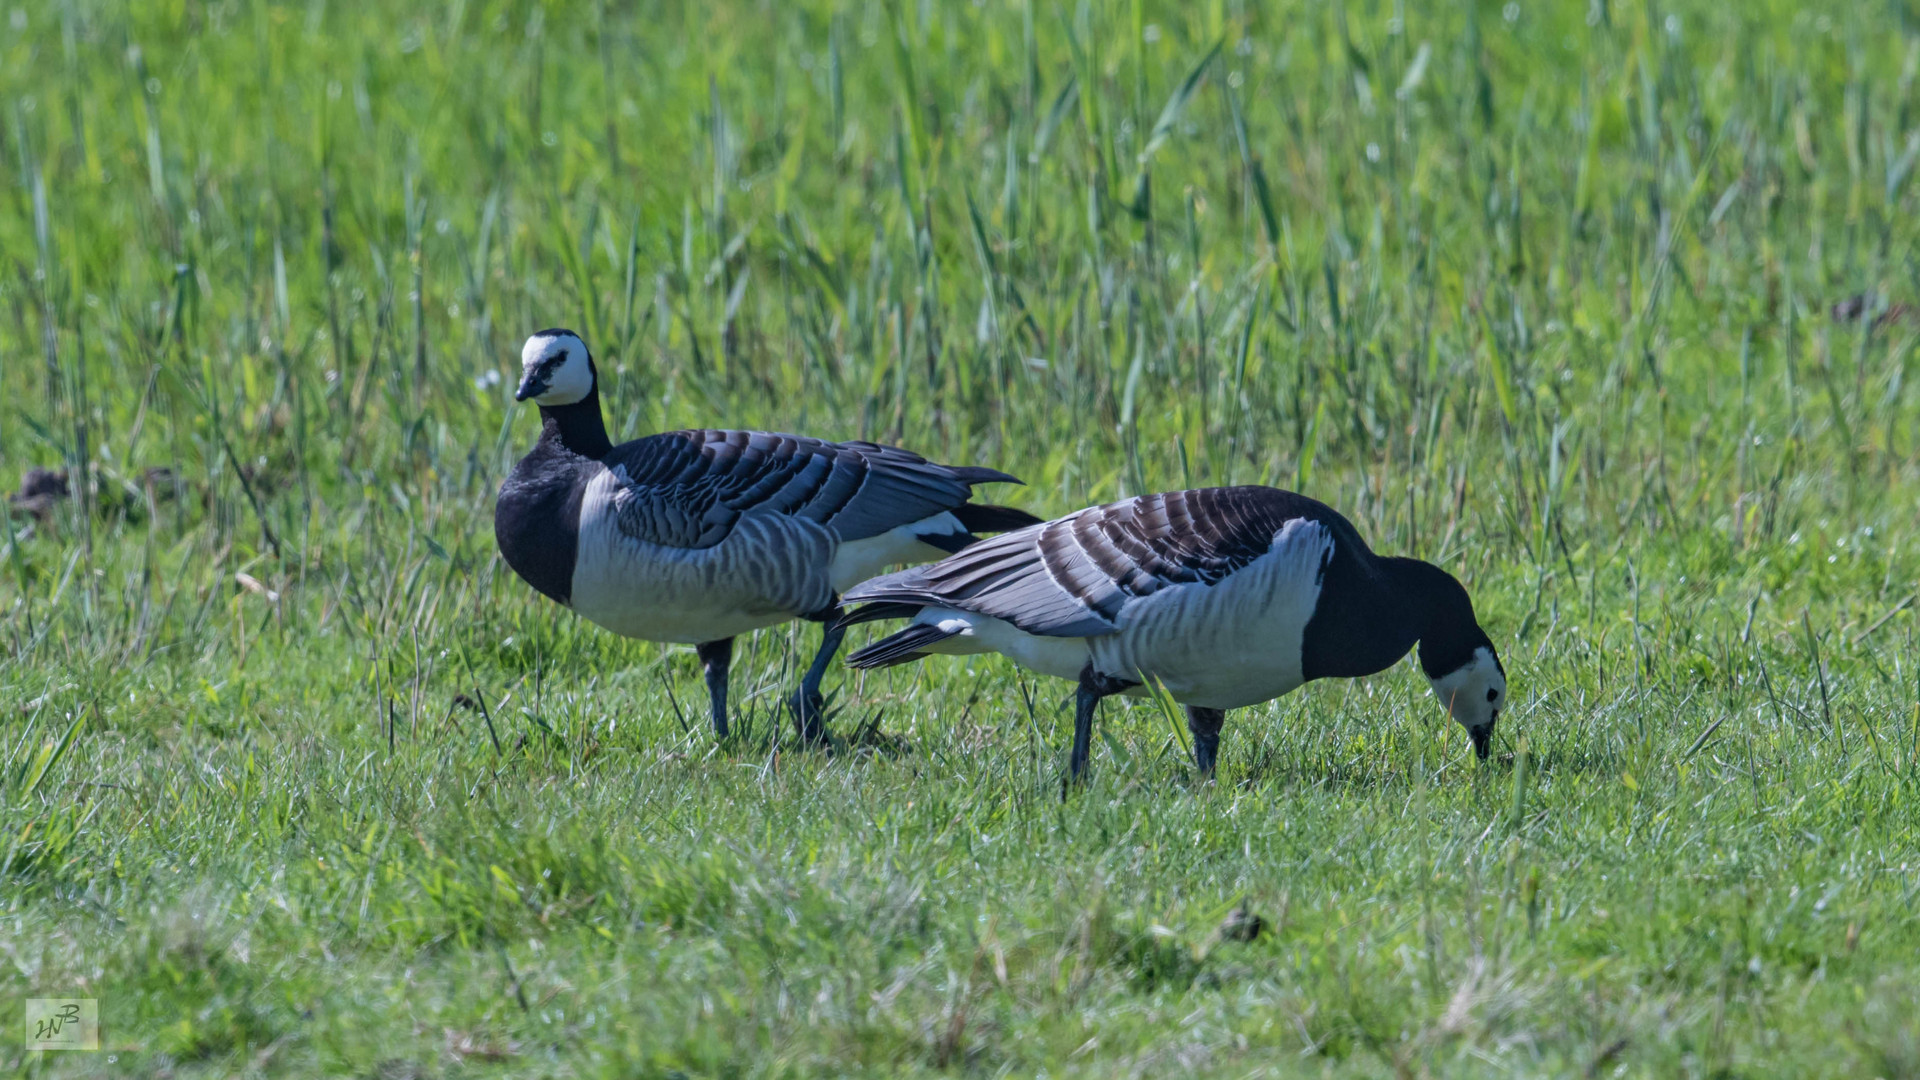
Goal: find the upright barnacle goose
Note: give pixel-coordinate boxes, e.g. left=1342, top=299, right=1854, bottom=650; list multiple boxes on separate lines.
left=495, top=329, right=1042, bottom=743
left=839, top=486, right=1507, bottom=779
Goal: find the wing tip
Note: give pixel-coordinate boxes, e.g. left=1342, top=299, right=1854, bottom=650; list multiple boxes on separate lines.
left=949, top=465, right=1025, bottom=487
left=917, top=531, right=978, bottom=555
left=834, top=600, right=926, bottom=630
left=952, top=503, right=1046, bottom=535
left=845, top=623, right=959, bottom=668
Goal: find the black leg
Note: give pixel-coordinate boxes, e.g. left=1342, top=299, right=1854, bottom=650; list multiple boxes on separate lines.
left=791, top=603, right=845, bottom=746
left=1186, top=706, right=1226, bottom=776
left=1069, top=666, right=1135, bottom=784
left=1070, top=682, right=1100, bottom=782
left=694, top=639, right=733, bottom=739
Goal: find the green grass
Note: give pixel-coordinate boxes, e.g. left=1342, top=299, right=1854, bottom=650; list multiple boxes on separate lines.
left=4, top=0, right=1920, bottom=1075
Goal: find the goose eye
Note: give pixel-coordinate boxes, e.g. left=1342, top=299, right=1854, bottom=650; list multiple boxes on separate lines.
left=1486, top=688, right=1499, bottom=703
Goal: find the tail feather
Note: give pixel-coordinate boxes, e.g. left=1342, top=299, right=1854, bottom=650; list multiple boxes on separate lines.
left=917, top=530, right=977, bottom=555
left=948, top=466, right=1023, bottom=487
left=847, top=623, right=960, bottom=669
left=835, top=601, right=925, bottom=630
left=952, top=502, right=1045, bottom=535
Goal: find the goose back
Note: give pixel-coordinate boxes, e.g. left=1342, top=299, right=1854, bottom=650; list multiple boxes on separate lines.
left=846, top=487, right=1370, bottom=634
left=603, top=429, right=1017, bottom=547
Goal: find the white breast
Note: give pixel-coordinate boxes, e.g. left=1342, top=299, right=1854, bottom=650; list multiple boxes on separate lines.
left=568, top=469, right=838, bottom=643
left=1092, top=517, right=1333, bottom=709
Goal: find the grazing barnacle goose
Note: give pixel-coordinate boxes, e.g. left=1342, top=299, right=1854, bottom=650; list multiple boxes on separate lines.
left=839, top=486, right=1507, bottom=780
left=495, top=329, right=1042, bottom=743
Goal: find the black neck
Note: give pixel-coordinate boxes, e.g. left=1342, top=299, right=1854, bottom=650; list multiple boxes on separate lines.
left=1383, top=557, right=1492, bottom=678
left=537, top=381, right=612, bottom=459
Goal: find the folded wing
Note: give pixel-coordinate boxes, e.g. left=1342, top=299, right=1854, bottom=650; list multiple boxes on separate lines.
left=600, top=429, right=1027, bottom=549
left=842, top=487, right=1362, bottom=637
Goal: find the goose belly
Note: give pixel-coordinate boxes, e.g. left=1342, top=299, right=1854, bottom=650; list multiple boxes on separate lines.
left=829, top=512, right=969, bottom=593
left=1093, top=519, right=1333, bottom=710
left=569, top=478, right=837, bottom=644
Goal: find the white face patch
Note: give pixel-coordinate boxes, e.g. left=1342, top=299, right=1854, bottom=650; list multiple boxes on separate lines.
left=518, top=333, right=593, bottom=406
left=1428, top=646, right=1507, bottom=752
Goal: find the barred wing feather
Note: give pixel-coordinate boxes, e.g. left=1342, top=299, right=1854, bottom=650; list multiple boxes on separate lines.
left=600, top=429, right=1018, bottom=549
left=843, top=487, right=1363, bottom=637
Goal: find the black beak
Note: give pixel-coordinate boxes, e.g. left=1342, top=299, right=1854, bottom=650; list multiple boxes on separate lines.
left=514, top=372, right=547, bottom=402
left=1470, top=723, right=1494, bottom=761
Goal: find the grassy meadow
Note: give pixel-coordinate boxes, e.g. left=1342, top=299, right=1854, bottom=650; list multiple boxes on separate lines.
left=5, top=0, right=1920, bottom=1074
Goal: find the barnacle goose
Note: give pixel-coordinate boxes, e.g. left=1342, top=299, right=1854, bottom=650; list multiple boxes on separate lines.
left=840, top=486, right=1507, bottom=779
left=495, top=329, right=1042, bottom=743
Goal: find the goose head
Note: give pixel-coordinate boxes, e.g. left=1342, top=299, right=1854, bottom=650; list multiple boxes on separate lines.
left=1395, top=557, right=1508, bottom=760
left=1426, top=643, right=1507, bottom=760
left=515, top=329, right=595, bottom=406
